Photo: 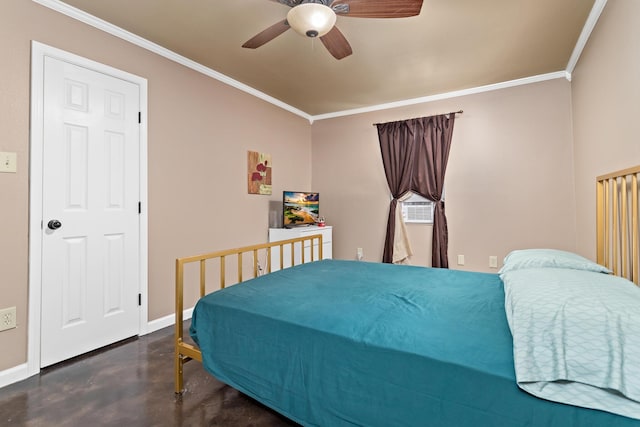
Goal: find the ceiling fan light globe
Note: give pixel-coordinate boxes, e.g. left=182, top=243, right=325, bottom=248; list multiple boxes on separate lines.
left=287, top=4, right=336, bottom=38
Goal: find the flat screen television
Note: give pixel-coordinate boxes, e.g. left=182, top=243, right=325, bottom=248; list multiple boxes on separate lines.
left=283, top=191, right=319, bottom=228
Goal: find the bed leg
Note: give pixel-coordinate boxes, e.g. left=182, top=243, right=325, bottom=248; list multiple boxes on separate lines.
left=175, top=351, right=184, bottom=395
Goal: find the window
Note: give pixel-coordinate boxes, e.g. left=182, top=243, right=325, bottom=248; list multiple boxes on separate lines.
left=400, top=191, right=443, bottom=224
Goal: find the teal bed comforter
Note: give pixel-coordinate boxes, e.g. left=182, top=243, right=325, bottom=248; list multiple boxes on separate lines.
left=190, top=260, right=638, bottom=426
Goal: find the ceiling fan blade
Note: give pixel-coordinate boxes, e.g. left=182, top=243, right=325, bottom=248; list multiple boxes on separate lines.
left=331, top=0, right=423, bottom=18
left=242, top=20, right=290, bottom=49
left=320, top=26, right=352, bottom=60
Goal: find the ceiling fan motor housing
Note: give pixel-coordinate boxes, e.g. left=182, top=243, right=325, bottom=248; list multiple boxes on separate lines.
left=244, top=0, right=423, bottom=60
left=278, top=0, right=332, bottom=7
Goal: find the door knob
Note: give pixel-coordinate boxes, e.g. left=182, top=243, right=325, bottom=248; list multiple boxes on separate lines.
left=47, top=220, right=62, bottom=230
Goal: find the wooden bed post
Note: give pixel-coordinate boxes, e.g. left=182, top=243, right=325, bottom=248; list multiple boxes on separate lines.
left=175, top=258, right=185, bottom=394
left=596, top=178, right=604, bottom=266
left=633, top=174, right=639, bottom=284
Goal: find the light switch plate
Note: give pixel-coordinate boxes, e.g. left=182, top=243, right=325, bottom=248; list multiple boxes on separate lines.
left=0, top=152, right=17, bottom=173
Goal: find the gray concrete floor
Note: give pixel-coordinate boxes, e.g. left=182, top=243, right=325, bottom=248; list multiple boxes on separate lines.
left=0, top=324, right=299, bottom=426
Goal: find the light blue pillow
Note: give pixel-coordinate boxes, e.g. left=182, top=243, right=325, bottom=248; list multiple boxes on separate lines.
left=499, top=249, right=611, bottom=274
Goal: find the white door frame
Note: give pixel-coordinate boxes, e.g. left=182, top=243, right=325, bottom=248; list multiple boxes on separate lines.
left=28, top=41, right=148, bottom=376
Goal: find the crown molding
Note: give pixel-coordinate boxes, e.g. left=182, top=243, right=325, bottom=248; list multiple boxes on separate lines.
left=565, top=0, right=608, bottom=76
left=32, top=0, right=313, bottom=122
left=34, top=0, right=603, bottom=124
left=311, top=71, right=568, bottom=121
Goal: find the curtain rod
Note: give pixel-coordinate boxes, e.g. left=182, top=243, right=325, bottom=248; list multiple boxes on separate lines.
left=372, top=110, right=463, bottom=127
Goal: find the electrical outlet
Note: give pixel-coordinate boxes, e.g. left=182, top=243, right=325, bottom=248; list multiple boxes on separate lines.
left=356, top=247, right=364, bottom=261
left=489, top=256, right=498, bottom=269
left=0, top=307, right=17, bottom=331
left=256, top=259, right=265, bottom=276
left=457, top=255, right=465, bottom=266
left=0, top=152, right=17, bottom=173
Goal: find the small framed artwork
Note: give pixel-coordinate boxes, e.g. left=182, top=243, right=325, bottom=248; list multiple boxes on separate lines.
left=247, top=150, right=272, bottom=195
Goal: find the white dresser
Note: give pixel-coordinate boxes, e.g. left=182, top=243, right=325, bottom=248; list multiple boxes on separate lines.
left=268, top=226, right=332, bottom=271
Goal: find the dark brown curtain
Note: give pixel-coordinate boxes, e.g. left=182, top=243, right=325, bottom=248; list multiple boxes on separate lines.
left=376, top=121, right=415, bottom=263
left=411, top=115, right=456, bottom=268
left=377, top=113, right=456, bottom=267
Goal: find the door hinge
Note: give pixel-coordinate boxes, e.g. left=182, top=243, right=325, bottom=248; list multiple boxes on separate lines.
left=138, top=112, right=141, bottom=124
left=138, top=293, right=142, bottom=306
left=138, top=201, right=141, bottom=214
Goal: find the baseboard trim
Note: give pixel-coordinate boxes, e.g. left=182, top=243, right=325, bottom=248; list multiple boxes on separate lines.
left=0, top=363, right=30, bottom=389
left=144, top=307, right=194, bottom=335
left=0, top=307, right=194, bottom=389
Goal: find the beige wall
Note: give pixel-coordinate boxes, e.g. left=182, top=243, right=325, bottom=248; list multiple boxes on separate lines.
left=0, top=0, right=311, bottom=371
left=571, top=0, right=640, bottom=260
left=312, top=78, right=578, bottom=272
left=2, top=0, right=633, bottom=380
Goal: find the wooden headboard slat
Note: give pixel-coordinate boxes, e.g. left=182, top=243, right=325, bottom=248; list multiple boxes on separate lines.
left=596, top=165, right=640, bottom=285
left=633, top=175, right=639, bottom=283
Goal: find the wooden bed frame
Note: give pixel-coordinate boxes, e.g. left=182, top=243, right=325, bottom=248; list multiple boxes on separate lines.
left=174, top=164, right=640, bottom=397
left=174, top=234, right=323, bottom=394
left=597, top=165, right=640, bottom=285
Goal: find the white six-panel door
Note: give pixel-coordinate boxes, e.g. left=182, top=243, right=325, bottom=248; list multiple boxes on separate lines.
left=40, top=56, right=141, bottom=367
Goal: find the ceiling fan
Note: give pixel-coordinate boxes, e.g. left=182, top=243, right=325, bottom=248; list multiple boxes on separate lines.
left=242, top=0, right=424, bottom=60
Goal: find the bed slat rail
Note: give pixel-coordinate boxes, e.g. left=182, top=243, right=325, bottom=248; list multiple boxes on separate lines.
left=174, top=234, right=323, bottom=394
left=597, top=165, right=640, bottom=285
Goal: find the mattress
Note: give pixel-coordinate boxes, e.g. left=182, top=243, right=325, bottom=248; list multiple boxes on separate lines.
left=190, top=259, right=638, bottom=426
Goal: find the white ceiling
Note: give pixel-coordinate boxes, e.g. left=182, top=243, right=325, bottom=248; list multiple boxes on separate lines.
left=44, top=0, right=601, bottom=119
